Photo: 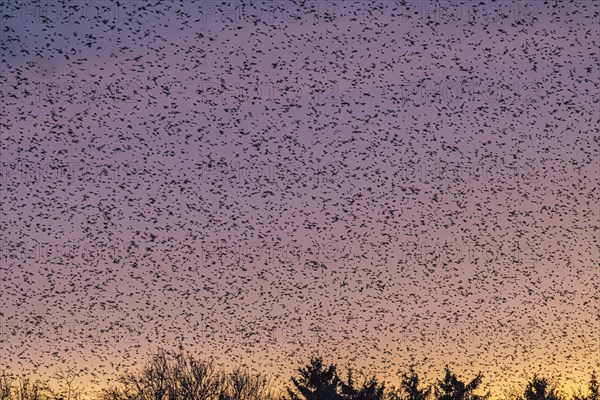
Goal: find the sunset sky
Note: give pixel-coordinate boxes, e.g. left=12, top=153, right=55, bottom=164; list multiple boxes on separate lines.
left=0, top=1, right=598, bottom=398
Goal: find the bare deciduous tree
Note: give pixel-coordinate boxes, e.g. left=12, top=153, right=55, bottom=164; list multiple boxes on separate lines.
left=0, top=374, right=13, bottom=400
left=221, top=367, right=276, bottom=400
left=43, top=369, right=84, bottom=400
left=100, top=349, right=274, bottom=400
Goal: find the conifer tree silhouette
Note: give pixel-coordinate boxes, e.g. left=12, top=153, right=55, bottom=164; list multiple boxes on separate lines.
left=434, top=366, right=489, bottom=400
left=287, top=357, right=344, bottom=400
left=589, top=373, right=600, bottom=400
left=516, top=375, right=564, bottom=400
left=399, top=367, right=431, bottom=400
left=341, top=370, right=385, bottom=400
left=575, top=373, right=600, bottom=400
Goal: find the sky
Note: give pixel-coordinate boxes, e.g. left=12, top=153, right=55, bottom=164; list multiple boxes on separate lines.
left=0, top=0, right=599, bottom=398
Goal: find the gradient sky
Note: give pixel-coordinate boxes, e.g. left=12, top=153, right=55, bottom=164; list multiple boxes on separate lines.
left=1, top=1, right=599, bottom=398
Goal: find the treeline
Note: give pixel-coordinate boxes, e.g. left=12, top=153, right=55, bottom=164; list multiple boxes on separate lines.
left=0, top=349, right=597, bottom=400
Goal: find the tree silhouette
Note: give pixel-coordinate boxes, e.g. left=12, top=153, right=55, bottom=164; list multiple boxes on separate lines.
left=166, top=352, right=222, bottom=400
left=2, top=353, right=598, bottom=400
left=97, top=349, right=274, bottom=400
left=0, top=374, right=12, bottom=400
left=0, top=375, right=45, bottom=400
left=515, top=375, right=564, bottom=400
left=434, top=366, right=489, bottom=400
left=340, top=370, right=385, bottom=400
left=395, top=367, right=431, bottom=400
left=574, top=373, right=600, bottom=400
left=287, top=357, right=344, bottom=400
left=354, top=376, right=385, bottom=400
left=219, top=367, right=275, bottom=400
left=589, top=373, right=599, bottom=400
left=45, top=369, right=84, bottom=400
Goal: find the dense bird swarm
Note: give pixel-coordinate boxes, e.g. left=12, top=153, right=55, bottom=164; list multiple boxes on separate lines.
left=0, top=0, right=598, bottom=398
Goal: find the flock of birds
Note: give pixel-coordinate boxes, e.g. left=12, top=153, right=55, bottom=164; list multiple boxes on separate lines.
left=0, top=0, right=598, bottom=396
